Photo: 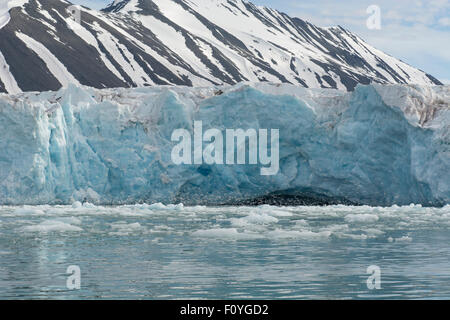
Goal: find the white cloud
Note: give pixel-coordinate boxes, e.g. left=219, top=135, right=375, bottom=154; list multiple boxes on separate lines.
left=438, top=17, right=450, bottom=26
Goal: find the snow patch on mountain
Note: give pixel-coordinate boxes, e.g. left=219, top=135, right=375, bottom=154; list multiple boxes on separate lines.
left=0, top=50, right=20, bottom=93
left=0, top=12, right=10, bottom=30
left=0, top=0, right=28, bottom=26
left=16, top=32, right=81, bottom=87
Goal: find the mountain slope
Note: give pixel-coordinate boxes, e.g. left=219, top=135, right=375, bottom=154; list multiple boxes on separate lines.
left=0, top=0, right=442, bottom=94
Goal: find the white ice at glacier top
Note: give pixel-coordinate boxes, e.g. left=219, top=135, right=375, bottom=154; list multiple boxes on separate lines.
left=0, top=83, right=448, bottom=206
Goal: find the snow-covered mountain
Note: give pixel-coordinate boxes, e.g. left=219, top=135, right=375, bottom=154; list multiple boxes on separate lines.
left=0, top=0, right=443, bottom=94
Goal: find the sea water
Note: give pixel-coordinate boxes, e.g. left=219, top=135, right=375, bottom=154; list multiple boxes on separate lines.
left=1, top=203, right=450, bottom=299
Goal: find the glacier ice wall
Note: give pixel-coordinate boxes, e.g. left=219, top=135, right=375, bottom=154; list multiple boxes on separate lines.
left=0, top=83, right=448, bottom=206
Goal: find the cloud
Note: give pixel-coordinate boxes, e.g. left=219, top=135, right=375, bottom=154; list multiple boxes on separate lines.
left=438, top=17, right=450, bottom=26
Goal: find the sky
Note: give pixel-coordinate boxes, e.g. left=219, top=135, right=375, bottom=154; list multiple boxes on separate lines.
left=71, top=0, right=450, bottom=84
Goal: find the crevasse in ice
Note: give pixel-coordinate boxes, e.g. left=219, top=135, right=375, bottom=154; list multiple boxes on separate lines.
left=0, top=83, right=448, bottom=206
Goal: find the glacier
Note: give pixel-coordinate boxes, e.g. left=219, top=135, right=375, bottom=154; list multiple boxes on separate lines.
left=0, top=83, right=449, bottom=206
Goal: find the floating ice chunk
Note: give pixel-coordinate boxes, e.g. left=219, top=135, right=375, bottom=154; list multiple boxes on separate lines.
left=294, top=219, right=309, bottom=227
left=148, top=203, right=184, bottom=211
left=14, top=207, right=46, bottom=215
left=56, top=217, right=82, bottom=225
left=364, top=228, right=385, bottom=236
left=192, top=228, right=239, bottom=238
left=395, top=235, right=413, bottom=242
left=72, top=201, right=82, bottom=208
left=109, top=222, right=145, bottom=236
left=388, top=235, right=413, bottom=243
left=257, top=206, right=294, bottom=217
left=21, top=219, right=83, bottom=233
left=192, top=228, right=261, bottom=240
left=111, top=222, right=143, bottom=230
left=267, top=229, right=332, bottom=240
left=343, top=233, right=368, bottom=240
left=148, top=203, right=167, bottom=210
left=344, top=214, right=379, bottom=223
left=232, top=213, right=279, bottom=226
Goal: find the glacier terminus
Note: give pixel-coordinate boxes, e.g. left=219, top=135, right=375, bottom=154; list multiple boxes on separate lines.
left=0, top=83, right=448, bottom=206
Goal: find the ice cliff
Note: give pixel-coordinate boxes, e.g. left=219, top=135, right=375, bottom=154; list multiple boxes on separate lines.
left=0, top=83, right=449, bottom=206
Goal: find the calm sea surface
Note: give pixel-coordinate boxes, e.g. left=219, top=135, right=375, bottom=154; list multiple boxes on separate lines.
left=1, top=203, right=450, bottom=299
